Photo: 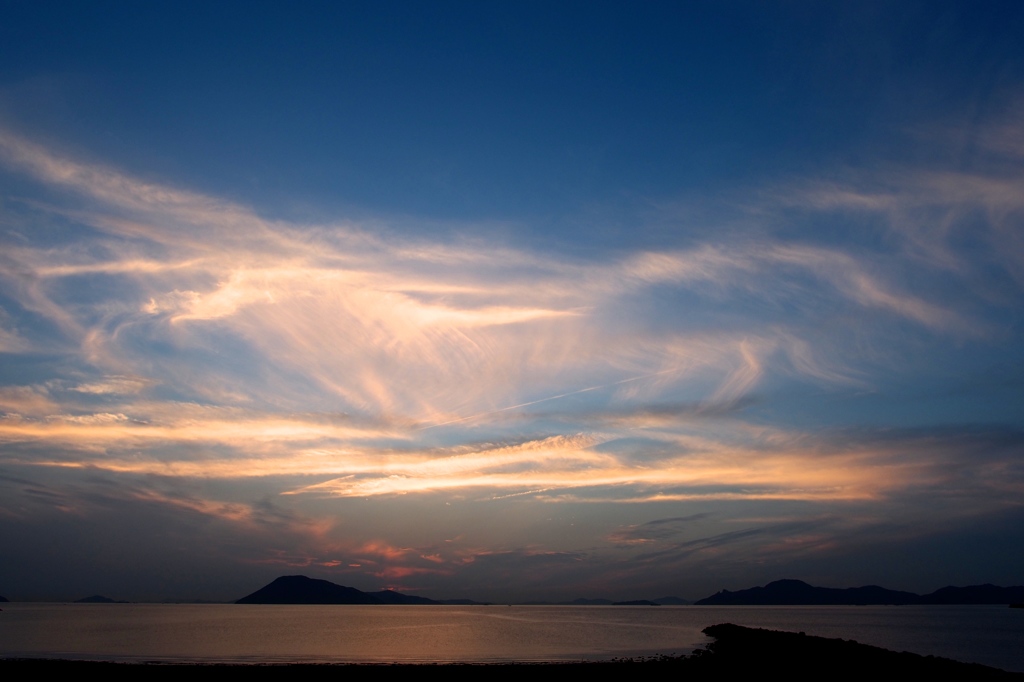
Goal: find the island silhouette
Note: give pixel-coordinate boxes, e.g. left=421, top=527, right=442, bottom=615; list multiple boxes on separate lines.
left=234, top=575, right=1024, bottom=606
left=236, top=575, right=435, bottom=605
left=74, top=595, right=127, bottom=604
left=695, top=579, right=1024, bottom=605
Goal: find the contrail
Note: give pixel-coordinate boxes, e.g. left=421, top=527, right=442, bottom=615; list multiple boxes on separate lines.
left=419, top=367, right=685, bottom=430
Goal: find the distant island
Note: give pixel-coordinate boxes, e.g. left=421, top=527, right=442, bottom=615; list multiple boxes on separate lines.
left=236, top=575, right=487, bottom=605
left=695, top=579, right=1024, bottom=605
left=74, top=595, right=127, bottom=604
left=237, top=575, right=695, bottom=606
left=238, top=575, right=425, bottom=604
left=565, top=597, right=614, bottom=605
left=233, top=575, right=1024, bottom=606
left=542, top=597, right=689, bottom=606
left=4, top=577, right=1019, bottom=606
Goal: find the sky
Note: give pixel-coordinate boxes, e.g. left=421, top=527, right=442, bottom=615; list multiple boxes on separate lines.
left=1, top=1, right=1023, bottom=603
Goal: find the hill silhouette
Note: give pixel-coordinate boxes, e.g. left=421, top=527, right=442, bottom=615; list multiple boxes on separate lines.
left=696, top=579, right=1024, bottom=605
left=74, top=595, right=126, bottom=603
left=919, top=584, right=1024, bottom=604
left=368, top=589, right=439, bottom=605
left=236, top=575, right=440, bottom=605
left=696, top=579, right=919, bottom=605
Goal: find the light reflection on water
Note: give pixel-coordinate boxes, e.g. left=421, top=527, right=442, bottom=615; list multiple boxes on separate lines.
left=0, top=604, right=1021, bottom=671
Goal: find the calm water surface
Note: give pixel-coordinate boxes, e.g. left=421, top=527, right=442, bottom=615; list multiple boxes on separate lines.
left=1, top=604, right=1021, bottom=671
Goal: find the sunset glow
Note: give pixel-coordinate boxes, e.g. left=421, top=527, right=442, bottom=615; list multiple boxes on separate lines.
left=1, top=2, right=1022, bottom=603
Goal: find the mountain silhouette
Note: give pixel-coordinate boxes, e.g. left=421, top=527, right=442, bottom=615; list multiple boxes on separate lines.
left=696, top=579, right=920, bottom=605
left=368, top=589, right=439, bottom=605
left=696, top=579, right=1024, bottom=605
left=918, top=584, right=1024, bottom=604
left=75, top=595, right=126, bottom=603
left=236, top=575, right=441, bottom=604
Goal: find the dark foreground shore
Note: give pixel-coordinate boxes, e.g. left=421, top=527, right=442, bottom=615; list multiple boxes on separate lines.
left=2, top=623, right=1020, bottom=678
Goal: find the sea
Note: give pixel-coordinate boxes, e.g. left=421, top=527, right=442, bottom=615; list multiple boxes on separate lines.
left=1, top=603, right=1022, bottom=671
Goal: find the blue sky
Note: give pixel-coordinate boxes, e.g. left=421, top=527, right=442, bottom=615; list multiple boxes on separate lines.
left=1, top=1, right=1023, bottom=602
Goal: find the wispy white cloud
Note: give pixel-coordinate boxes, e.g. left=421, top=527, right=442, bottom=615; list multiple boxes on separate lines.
left=0, top=385, right=59, bottom=416
left=69, top=375, right=152, bottom=395
left=0, top=407, right=399, bottom=452
left=12, top=419, right=1018, bottom=515
left=0, top=126, right=1010, bottom=424
left=1, top=122, right=1022, bottom=600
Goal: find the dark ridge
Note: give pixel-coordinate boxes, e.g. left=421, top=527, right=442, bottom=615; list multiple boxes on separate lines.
left=612, top=600, right=660, bottom=606
left=919, top=584, right=1024, bottom=605
left=368, top=589, right=439, bottom=605
left=236, top=575, right=382, bottom=604
left=696, top=579, right=1024, bottom=605
left=564, top=598, right=614, bottom=605
left=0, top=595, right=7, bottom=602
left=236, top=575, right=446, bottom=605
left=75, top=595, right=125, bottom=604
left=696, top=579, right=919, bottom=605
